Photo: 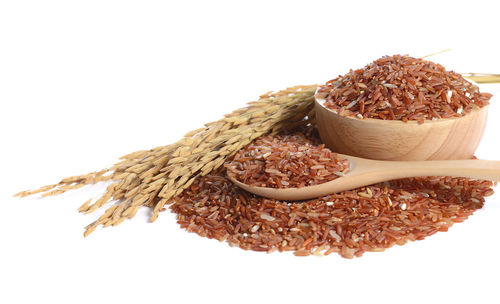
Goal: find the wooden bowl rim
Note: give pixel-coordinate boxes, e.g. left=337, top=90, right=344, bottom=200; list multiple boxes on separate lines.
left=314, top=89, right=489, bottom=126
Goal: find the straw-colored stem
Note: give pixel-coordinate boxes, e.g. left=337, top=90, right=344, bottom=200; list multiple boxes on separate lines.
left=463, top=73, right=500, bottom=84
left=16, top=85, right=318, bottom=236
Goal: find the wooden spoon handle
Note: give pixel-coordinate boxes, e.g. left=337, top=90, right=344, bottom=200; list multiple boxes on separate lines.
left=373, top=159, right=500, bottom=181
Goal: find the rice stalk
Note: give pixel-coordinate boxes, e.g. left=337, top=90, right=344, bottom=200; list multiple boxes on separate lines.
left=462, top=73, right=500, bottom=84
left=14, top=85, right=318, bottom=236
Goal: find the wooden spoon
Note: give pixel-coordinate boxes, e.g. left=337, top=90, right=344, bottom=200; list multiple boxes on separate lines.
left=228, top=154, right=500, bottom=200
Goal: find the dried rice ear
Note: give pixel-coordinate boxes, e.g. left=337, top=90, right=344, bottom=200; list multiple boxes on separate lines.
left=15, top=85, right=319, bottom=236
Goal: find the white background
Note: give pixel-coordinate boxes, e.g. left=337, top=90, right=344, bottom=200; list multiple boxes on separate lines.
left=1, top=1, right=499, bottom=303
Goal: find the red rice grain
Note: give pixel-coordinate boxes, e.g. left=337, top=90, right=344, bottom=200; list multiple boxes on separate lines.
left=319, top=55, right=492, bottom=122
left=170, top=133, right=494, bottom=258
left=225, top=133, right=349, bottom=188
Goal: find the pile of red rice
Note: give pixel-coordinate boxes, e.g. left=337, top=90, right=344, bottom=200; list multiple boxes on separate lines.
left=319, top=55, right=492, bottom=123
left=171, top=132, right=494, bottom=258
left=225, top=134, right=349, bottom=188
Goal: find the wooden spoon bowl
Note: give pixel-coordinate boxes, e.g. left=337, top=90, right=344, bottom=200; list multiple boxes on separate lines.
left=228, top=154, right=500, bottom=201
left=315, top=92, right=489, bottom=161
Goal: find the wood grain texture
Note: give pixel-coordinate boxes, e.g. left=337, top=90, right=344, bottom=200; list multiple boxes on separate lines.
left=228, top=155, right=500, bottom=200
left=315, top=97, right=489, bottom=161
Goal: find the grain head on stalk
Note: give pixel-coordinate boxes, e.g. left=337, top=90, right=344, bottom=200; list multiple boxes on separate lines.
left=15, top=85, right=318, bottom=236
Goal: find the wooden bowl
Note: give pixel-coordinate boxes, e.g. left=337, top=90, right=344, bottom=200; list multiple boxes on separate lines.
left=315, top=93, right=489, bottom=161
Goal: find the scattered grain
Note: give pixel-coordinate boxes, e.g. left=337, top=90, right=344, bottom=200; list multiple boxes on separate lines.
left=172, top=133, right=494, bottom=258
